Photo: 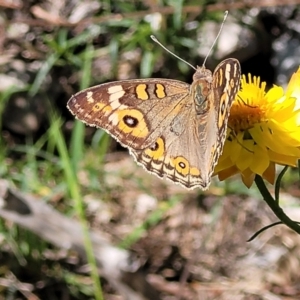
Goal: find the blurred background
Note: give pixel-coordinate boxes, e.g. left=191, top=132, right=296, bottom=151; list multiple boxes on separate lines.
left=1, top=0, right=300, bottom=299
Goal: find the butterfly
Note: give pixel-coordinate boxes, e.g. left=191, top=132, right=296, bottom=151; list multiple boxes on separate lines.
left=67, top=58, right=241, bottom=190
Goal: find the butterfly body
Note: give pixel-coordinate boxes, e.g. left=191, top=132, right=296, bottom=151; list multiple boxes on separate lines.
left=67, top=58, right=241, bottom=190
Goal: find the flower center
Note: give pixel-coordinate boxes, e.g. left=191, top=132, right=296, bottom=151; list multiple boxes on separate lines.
left=228, top=99, right=265, bottom=133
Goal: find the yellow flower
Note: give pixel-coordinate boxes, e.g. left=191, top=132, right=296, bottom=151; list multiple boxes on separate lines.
left=215, top=68, right=300, bottom=188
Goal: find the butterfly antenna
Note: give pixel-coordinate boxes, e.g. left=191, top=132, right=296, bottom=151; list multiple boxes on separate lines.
left=151, top=35, right=197, bottom=71
left=202, top=10, right=229, bottom=66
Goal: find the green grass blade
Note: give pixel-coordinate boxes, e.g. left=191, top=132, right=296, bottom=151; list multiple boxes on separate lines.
left=29, top=53, right=60, bottom=97
left=66, top=43, right=103, bottom=299
left=70, top=43, right=95, bottom=170
left=49, top=112, right=103, bottom=300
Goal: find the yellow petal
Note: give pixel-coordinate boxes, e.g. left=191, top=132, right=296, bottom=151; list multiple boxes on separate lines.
left=262, top=163, right=276, bottom=184
left=286, top=67, right=300, bottom=101
left=266, top=85, right=284, bottom=103
left=217, top=166, right=238, bottom=181
left=229, top=133, right=243, bottom=163
left=250, top=145, right=270, bottom=175
left=241, top=169, right=255, bottom=188
left=235, top=140, right=254, bottom=171
left=268, top=150, right=299, bottom=166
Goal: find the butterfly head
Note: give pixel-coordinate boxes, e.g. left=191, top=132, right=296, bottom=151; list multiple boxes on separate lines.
left=193, top=66, right=213, bottom=82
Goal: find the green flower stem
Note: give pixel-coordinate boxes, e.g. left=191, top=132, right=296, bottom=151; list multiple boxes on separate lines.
left=274, top=166, right=288, bottom=203
left=255, top=175, right=300, bottom=235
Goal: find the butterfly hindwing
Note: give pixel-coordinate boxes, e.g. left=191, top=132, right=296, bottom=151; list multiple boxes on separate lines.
left=128, top=59, right=241, bottom=189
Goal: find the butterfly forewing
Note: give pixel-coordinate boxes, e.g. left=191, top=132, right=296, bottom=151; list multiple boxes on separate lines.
left=210, top=58, right=241, bottom=168
left=67, top=79, right=190, bottom=149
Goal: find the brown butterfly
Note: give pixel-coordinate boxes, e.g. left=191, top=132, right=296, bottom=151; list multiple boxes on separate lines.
left=67, top=57, right=241, bottom=189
